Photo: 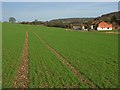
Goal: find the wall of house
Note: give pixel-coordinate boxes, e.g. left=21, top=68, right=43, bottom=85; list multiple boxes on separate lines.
left=97, top=28, right=112, bottom=30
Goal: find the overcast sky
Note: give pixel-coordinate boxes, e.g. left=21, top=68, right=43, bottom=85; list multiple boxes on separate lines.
left=2, top=2, right=118, bottom=22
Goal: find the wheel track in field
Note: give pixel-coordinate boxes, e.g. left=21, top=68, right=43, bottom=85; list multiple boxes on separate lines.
left=33, top=32, right=98, bottom=88
left=13, top=32, right=29, bottom=88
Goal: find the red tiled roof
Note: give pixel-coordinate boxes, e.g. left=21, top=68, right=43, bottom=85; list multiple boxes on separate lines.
left=98, top=21, right=112, bottom=28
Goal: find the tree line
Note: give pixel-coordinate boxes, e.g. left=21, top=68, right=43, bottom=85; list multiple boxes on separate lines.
left=8, top=14, right=120, bottom=29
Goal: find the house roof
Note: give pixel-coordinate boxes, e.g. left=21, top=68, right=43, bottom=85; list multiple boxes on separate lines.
left=98, top=21, right=112, bottom=28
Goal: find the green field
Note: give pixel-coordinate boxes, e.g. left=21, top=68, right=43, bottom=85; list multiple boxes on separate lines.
left=2, top=23, right=118, bottom=88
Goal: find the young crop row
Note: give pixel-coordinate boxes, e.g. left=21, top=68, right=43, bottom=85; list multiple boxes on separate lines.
left=2, top=23, right=118, bottom=88
left=28, top=32, right=87, bottom=88
left=32, top=26, right=118, bottom=88
left=2, top=23, right=27, bottom=88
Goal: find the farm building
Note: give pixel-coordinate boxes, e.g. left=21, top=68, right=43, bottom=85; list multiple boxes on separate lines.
left=72, top=21, right=114, bottom=31
left=97, top=21, right=112, bottom=30
left=72, top=25, right=88, bottom=30
left=82, top=25, right=88, bottom=30
left=73, top=26, right=81, bottom=30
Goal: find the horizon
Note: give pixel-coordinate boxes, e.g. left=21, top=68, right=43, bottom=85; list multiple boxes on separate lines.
left=2, top=2, right=118, bottom=22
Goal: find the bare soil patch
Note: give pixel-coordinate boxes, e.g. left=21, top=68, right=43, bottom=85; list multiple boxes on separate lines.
left=13, top=32, right=29, bottom=88
left=34, top=32, right=98, bottom=88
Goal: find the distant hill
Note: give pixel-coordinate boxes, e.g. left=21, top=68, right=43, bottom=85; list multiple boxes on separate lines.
left=48, top=11, right=120, bottom=25
left=49, top=18, right=94, bottom=24
left=20, top=11, right=120, bottom=29
left=43, top=11, right=120, bottom=28
left=94, top=11, right=120, bottom=23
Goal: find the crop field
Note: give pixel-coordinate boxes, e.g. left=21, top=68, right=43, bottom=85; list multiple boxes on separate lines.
left=2, top=23, right=118, bottom=88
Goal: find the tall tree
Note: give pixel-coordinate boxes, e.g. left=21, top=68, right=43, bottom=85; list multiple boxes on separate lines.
left=9, top=17, right=16, bottom=23
left=34, top=19, right=39, bottom=25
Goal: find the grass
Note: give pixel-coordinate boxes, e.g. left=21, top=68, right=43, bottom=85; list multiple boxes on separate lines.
left=2, top=23, right=119, bottom=88
left=0, top=22, right=2, bottom=89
